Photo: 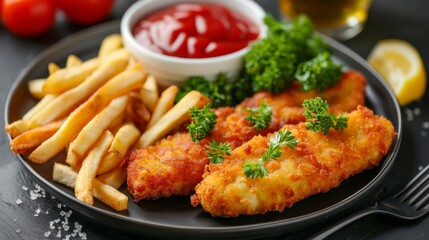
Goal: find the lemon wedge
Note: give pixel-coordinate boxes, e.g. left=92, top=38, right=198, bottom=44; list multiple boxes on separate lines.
left=367, top=39, right=426, bottom=106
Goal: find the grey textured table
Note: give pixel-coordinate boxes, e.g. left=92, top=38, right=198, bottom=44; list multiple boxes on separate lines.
left=1, top=0, right=428, bottom=239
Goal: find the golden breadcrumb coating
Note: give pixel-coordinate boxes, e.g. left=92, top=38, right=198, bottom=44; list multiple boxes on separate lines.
left=191, top=106, right=396, bottom=217
left=127, top=70, right=366, bottom=201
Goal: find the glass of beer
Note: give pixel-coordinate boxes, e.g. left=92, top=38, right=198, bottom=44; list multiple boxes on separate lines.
left=279, top=0, right=372, bottom=40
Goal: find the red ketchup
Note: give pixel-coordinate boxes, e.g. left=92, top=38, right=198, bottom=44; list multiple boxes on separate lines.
left=133, top=3, right=259, bottom=58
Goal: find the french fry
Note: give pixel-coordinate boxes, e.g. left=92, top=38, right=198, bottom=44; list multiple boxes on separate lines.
left=9, top=119, right=64, bottom=154
left=98, top=34, right=123, bottom=58
left=28, top=79, right=46, bottom=100
left=108, top=110, right=125, bottom=134
left=97, top=166, right=127, bottom=189
left=5, top=120, right=30, bottom=138
left=28, top=69, right=146, bottom=163
left=75, top=131, right=113, bottom=205
left=53, top=163, right=128, bottom=211
left=48, top=63, right=60, bottom=74
left=97, top=123, right=140, bottom=175
left=126, top=56, right=137, bottom=70
left=22, top=94, right=56, bottom=121
left=127, top=62, right=145, bottom=72
left=92, top=176, right=128, bottom=211
left=52, top=163, right=76, bottom=189
left=135, top=91, right=210, bottom=148
left=102, top=49, right=130, bottom=63
left=66, top=95, right=129, bottom=168
left=43, top=58, right=101, bottom=94
left=97, top=69, right=146, bottom=102
left=66, top=55, right=82, bottom=68
left=125, top=92, right=151, bottom=131
left=140, top=75, right=159, bottom=113
left=147, top=85, right=178, bottom=129
left=32, top=58, right=128, bottom=126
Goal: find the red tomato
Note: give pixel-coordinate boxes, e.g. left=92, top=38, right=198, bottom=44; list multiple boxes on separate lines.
left=58, top=0, right=115, bottom=25
left=2, top=0, right=56, bottom=37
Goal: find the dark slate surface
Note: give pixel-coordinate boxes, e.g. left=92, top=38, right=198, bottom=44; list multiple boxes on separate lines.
left=0, top=0, right=428, bottom=239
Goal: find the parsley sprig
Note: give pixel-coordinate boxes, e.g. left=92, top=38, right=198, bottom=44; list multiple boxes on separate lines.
left=295, top=51, right=343, bottom=92
left=243, top=15, right=331, bottom=94
left=302, top=97, right=348, bottom=135
left=206, top=140, right=232, bottom=164
left=243, top=129, right=298, bottom=179
left=188, top=103, right=217, bottom=142
left=175, top=73, right=235, bottom=108
left=245, top=100, right=272, bottom=131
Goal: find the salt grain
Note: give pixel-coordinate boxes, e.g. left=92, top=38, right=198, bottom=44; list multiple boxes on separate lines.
left=405, top=108, right=414, bottom=121
left=30, top=191, right=41, bottom=200
left=22, top=186, right=28, bottom=191
left=16, top=229, right=21, bottom=234
left=63, top=225, right=70, bottom=232
left=422, top=122, right=429, bottom=129
left=31, top=190, right=87, bottom=240
left=72, top=222, right=87, bottom=238
left=16, top=199, right=22, bottom=205
left=62, top=219, right=70, bottom=231
left=418, top=166, right=423, bottom=171
left=74, top=222, right=82, bottom=232
left=414, top=108, right=421, bottom=115
left=43, top=203, right=86, bottom=240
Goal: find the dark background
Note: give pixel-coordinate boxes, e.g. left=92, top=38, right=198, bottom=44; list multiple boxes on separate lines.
left=1, top=0, right=428, bottom=239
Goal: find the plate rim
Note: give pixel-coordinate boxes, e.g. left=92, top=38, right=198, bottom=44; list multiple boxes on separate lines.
left=4, top=20, right=403, bottom=238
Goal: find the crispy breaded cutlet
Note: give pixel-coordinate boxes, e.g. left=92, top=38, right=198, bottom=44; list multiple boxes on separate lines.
left=127, top=70, right=366, bottom=201
left=191, top=106, right=396, bottom=217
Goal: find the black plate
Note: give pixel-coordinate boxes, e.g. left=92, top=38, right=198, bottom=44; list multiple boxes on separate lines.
left=5, top=20, right=402, bottom=239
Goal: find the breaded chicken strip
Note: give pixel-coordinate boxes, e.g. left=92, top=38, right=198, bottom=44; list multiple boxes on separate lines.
left=191, top=106, right=396, bottom=217
left=211, top=70, right=366, bottom=148
left=127, top=70, right=366, bottom=201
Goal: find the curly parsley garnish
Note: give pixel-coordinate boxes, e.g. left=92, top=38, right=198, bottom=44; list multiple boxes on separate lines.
left=206, top=140, right=232, bottom=164
left=245, top=100, right=272, bottom=131
left=175, top=73, right=234, bottom=108
left=295, top=51, right=343, bottom=92
left=243, top=15, right=331, bottom=93
left=243, top=129, right=298, bottom=179
left=188, top=103, right=217, bottom=142
left=302, top=97, right=348, bottom=135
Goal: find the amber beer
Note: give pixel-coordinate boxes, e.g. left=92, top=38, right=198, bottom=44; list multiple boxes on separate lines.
left=280, top=0, right=372, bottom=39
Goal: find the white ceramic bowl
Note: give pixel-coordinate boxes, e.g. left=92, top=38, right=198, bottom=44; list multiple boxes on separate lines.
left=121, top=0, right=266, bottom=86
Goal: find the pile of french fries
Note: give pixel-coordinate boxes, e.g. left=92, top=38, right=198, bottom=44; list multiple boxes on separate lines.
left=5, top=34, right=210, bottom=211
